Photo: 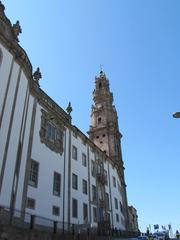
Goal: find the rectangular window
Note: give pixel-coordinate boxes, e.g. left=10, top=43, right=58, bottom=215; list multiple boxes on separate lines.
left=82, top=179, right=87, bottom=194
left=52, top=206, right=60, bottom=216
left=92, top=185, right=97, bottom=202
left=82, top=153, right=87, bottom=167
left=105, top=192, right=110, bottom=209
left=83, top=203, right=88, bottom=222
left=114, top=197, right=118, bottom=209
left=26, top=197, right=35, bottom=209
left=72, top=198, right=78, bottom=218
left=120, top=201, right=123, bottom=213
left=104, top=170, right=108, bottom=185
left=72, top=173, right=78, bottom=190
left=118, top=181, right=121, bottom=193
left=93, top=207, right=97, bottom=222
left=72, top=145, right=77, bottom=160
left=53, top=172, right=61, bottom=196
left=113, top=176, right=116, bottom=188
left=116, top=213, right=119, bottom=222
left=91, top=160, right=96, bottom=177
left=29, top=160, right=39, bottom=188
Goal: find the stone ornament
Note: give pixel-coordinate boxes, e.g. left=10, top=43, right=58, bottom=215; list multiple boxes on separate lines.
left=39, top=109, right=65, bottom=154
left=12, top=20, right=22, bottom=42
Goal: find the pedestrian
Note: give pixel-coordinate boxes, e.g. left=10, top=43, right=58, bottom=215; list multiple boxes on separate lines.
left=176, top=230, right=179, bottom=238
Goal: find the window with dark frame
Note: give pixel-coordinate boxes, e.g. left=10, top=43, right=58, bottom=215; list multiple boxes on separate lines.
left=105, top=192, right=110, bottom=209
left=72, top=173, right=78, bottom=190
left=83, top=203, right=88, bottom=222
left=53, top=172, right=61, bottom=196
left=72, top=198, right=78, bottom=218
left=116, top=213, right=119, bottom=222
left=114, top=197, right=118, bottom=209
left=113, top=176, right=116, bottom=188
left=72, top=145, right=77, bottom=160
left=26, top=197, right=35, bottom=209
left=92, top=185, right=97, bottom=202
left=82, top=153, right=87, bottom=167
left=91, top=160, right=96, bottom=177
left=52, top=206, right=60, bottom=216
left=82, top=179, right=87, bottom=194
left=93, top=207, right=97, bottom=222
left=29, top=160, right=39, bottom=188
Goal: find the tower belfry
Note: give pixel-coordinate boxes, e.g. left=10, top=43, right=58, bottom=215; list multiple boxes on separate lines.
left=88, top=70, right=129, bottom=228
left=89, top=70, right=122, bottom=162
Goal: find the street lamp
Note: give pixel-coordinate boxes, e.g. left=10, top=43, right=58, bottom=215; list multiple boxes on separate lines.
left=172, top=112, right=180, bottom=118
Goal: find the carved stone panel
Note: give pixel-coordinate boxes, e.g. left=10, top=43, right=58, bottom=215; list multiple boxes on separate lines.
left=39, top=109, right=65, bottom=155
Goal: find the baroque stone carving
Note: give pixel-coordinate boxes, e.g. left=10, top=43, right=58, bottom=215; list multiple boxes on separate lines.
left=39, top=109, right=65, bottom=154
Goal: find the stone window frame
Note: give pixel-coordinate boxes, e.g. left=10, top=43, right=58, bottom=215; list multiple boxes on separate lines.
left=116, top=213, right=119, bottom=222
left=93, top=206, right=97, bottom=222
left=39, top=109, right=65, bottom=154
left=72, top=198, right=78, bottom=218
left=52, top=205, right=60, bottom=216
left=0, top=48, right=3, bottom=68
left=92, top=184, right=97, bottom=203
left=91, top=160, right=96, bottom=177
left=82, top=179, right=87, bottom=195
left=105, top=192, right=110, bottom=210
left=53, top=172, right=61, bottom=197
left=72, top=145, right=77, bottom=160
left=82, top=153, right=87, bottom=167
left=114, top=197, right=118, bottom=210
left=26, top=197, right=36, bottom=209
left=83, top=203, right=88, bottom=222
left=113, top=176, right=116, bottom=188
left=72, top=173, right=78, bottom=190
left=28, top=159, right=39, bottom=188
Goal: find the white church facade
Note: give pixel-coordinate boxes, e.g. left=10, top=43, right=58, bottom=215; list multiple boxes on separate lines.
left=0, top=2, right=138, bottom=233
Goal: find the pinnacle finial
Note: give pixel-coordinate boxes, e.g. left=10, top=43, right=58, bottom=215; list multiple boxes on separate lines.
left=33, top=67, right=42, bottom=82
left=66, top=102, right=73, bottom=115
left=13, top=20, right=22, bottom=41
left=100, top=64, right=103, bottom=74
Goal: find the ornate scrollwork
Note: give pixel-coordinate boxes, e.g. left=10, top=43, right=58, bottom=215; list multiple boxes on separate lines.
left=39, top=109, right=65, bottom=154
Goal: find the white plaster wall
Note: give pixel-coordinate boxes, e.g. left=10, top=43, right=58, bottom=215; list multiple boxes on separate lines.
left=0, top=67, right=28, bottom=206
left=15, top=94, right=34, bottom=210
left=26, top=103, right=65, bottom=222
left=0, top=43, right=13, bottom=115
left=89, top=149, right=97, bottom=224
left=70, top=134, right=89, bottom=224
left=108, top=163, right=125, bottom=230
left=0, top=61, right=19, bottom=191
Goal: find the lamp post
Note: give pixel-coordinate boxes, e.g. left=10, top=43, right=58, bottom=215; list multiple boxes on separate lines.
left=172, top=112, right=180, bottom=118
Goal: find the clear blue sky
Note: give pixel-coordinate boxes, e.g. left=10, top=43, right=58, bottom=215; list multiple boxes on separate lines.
left=3, top=0, right=180, bottom=234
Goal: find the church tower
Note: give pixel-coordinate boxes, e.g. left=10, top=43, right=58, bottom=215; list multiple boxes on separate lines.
left=88, top=70, right=129, bottom=228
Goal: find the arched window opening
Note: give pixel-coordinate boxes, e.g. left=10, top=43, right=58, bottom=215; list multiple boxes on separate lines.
left=98, top=117, right=101, bottom=124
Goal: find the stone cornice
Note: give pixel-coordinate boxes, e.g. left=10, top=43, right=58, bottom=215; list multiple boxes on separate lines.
left=0, top=4, right=32, bottom=80
left=30, top=82, right=71, bottom=126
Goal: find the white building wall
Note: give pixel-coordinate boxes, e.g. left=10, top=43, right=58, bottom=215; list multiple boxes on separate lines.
left=0, top=60, right=19, bottom=175
left=0, top=43, right=13, bottom=115
left=0, top=66, right=28, bottom=206
left=15, top=94, right=34, bottom=210
left=70, top=134, right=89, bottom=224
left=108, top=163, right=125, bottom=230
left=26, top=103, right=65, bottom=222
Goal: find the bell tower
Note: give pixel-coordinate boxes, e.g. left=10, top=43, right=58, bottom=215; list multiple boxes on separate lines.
left=88, top=70, right=129, bottom=229
left=89, top=70, right=122, bottom=162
